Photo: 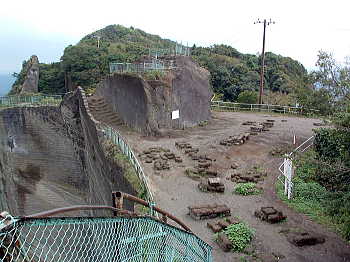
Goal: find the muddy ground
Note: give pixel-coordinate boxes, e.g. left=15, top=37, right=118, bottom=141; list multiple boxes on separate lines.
left=116, top=111, right=350, bottom=262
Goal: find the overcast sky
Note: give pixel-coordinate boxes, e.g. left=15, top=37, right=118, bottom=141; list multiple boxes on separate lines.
left=1, top=0, right=350, bottom=74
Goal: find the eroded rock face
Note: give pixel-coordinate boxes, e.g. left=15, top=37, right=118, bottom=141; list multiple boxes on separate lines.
left=96, top=56, right=212, bottom=135
left=0, top=89, right=135, bottom=216
left=20, top=55, right=39, bottom=94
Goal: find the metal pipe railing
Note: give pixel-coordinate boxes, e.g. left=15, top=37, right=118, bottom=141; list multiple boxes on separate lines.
left=23, top=205, right=133, bottom=218
left=211, top=100, right=319, bottom=115
left=112, top=191, right=192, bottom=232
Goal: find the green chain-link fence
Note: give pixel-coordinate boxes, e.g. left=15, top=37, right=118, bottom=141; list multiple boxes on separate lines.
left=100, top=124, right=154, bottom=204
left=0, top=95, right=62, bottom=108
left=0, top=216, right=212, bottom=262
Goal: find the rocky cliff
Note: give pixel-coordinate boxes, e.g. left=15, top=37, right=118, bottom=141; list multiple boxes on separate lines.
left=96, top=56, right=212, bottom=135
left=0, top=88, right=134, bottom=216
left=20, top=55, right=39, bottom=94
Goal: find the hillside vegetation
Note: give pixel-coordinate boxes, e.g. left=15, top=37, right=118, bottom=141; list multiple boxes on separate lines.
left=10, top=24, right=309, bottom=103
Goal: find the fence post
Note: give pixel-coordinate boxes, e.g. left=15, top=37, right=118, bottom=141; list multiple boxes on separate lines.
left=283, top=157, right=288, bottom=196
left=250, top=104, right=253, bottom=111
left=287, top=164, right=293, bottom=200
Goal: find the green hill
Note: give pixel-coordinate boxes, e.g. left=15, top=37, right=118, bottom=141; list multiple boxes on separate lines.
left=10, top=24, right=309, bottom=103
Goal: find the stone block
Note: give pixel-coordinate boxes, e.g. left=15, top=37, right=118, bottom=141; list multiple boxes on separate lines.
left=287, top=232, right=325, bottom=247
left=188, top=204, right=230, bottom=220
left=217, top=219, right=230, bottom=230
left=207, top=222, right=222, bottom=233
left=261, top=207, right=277, bottom=216
left=217, top=233, right=232, bottom=252
left=226, top=217, right=240, bottom=225
left=208, top=177, right=221, bottom=186
left=206, top=168, right=218, bottom=177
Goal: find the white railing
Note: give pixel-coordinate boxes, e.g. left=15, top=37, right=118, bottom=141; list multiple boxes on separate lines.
left=278, top=136, right=314, bottom=199
left=211, top=100, right=319, bottom=115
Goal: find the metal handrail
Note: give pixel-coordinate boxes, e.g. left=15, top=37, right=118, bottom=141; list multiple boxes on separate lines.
left=23, top=205, right=131, bottom=219
left=277, top=136, right=315, bottom=192
left=113, top=191, right=191, bottom=232
left=211, top=100, right=320, bottom=114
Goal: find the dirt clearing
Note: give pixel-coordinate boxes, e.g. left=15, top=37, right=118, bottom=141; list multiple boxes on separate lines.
left=116, top=111, right=350, bottom=262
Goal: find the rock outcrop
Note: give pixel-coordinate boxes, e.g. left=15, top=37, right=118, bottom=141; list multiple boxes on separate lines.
left=0, top=88, right=135, bottom=216
left=95, top=56, right=212, bottom=135
left=20, top=55, right=39, bottom=94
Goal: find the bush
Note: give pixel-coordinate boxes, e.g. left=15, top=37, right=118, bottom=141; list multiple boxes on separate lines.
left=223, top=222, right=255, bottom=252
left=236, top=90, right=258, bottom=104
left=278, top=150, right=350, bottom=240
left=234, top=183, right=261, bottom=195
left=143, top=70, right=165, bottom=81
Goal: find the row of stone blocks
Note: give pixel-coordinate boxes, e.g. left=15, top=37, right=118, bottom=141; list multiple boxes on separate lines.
left=219, top=133, right=250, bottom=146
left=254, top=207, right=287, bottom=224
left=188, top=203, right=325, bottom=252
left=188, top=204, right=231, bottom=220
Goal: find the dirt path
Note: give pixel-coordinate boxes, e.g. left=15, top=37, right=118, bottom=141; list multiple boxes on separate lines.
left=115, top=111, right=350, bottom=262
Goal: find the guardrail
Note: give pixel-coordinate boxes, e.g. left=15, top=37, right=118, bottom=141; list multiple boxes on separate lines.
left=277, top=136, right=315, bottom=199
left=0, top=94, right=62, bottom=108
left=211, top=100, right=319, bottom=115
left=99, top=124, right=154, bottom=204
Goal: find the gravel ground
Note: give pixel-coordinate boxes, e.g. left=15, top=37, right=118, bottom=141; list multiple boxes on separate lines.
left=115, top=111, right=350, bottom=262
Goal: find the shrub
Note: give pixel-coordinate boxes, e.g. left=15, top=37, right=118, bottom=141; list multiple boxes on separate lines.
left=234, top=183, right=261, bottom=196
left=314, top=127, right=350, bottom=167
left=143, top=70, right=165, bottom=81
left=224, top=222, right=255, bottom=252
left=236, top=90, right=258, bottom=104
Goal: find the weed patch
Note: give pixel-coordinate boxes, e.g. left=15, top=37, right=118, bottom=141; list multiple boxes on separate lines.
left=234, top=183, right=261, bottom=196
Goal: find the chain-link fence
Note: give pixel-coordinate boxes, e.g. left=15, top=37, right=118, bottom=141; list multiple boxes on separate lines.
left=0, top=95, right=62, bottom=108
left=99, top=124, right=154, bottom=204
left=149, top=44, right=191, bottom=57
left=109, top=60, right=176, bottom=74
left=0, top=215, right=212, bottom=262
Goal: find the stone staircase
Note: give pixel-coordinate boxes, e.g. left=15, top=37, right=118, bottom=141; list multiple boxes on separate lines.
left=87, top=96, right=123, bottom=127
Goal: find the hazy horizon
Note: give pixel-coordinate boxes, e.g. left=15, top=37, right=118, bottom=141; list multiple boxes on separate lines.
left=0, top=73, right=15, bottom=96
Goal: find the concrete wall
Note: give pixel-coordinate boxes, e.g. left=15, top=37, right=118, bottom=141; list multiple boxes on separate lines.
left=0, top=88, right=134, bottom=217
left=96, top=56, right=212, bottom=135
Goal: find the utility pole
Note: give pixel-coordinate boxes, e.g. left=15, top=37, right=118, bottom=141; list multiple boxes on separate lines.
left=97, top=36, right=101, bottom=49
left=254, top=18, right=275, bottom=104
left=94, top=35, right=101, bottom=49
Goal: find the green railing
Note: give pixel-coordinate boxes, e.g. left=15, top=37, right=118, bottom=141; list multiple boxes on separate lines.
left=100, top=124, right=154, bottom=204
left=109, top=61, right=175, bottom=74
left=149, top=43, right=191, bottom=57
left=0, top=94, right=62, bottom=108
left=211, top=100, right=320, bottom=116
left=0, top=215, right=212, bottom=262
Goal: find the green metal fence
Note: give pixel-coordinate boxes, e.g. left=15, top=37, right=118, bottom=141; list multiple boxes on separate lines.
left=149, top=44, right=191, bottom=57
left=0, top=95, right=62, bottom=108
left=109, top=61, right=175, bottom=74
left=0, top=216, right=212, bottom=262
left=100, top=124, right=154, bottom=204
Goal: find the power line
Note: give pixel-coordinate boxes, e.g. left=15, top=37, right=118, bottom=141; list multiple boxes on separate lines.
left=254, top=18, right=275, bottom=104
